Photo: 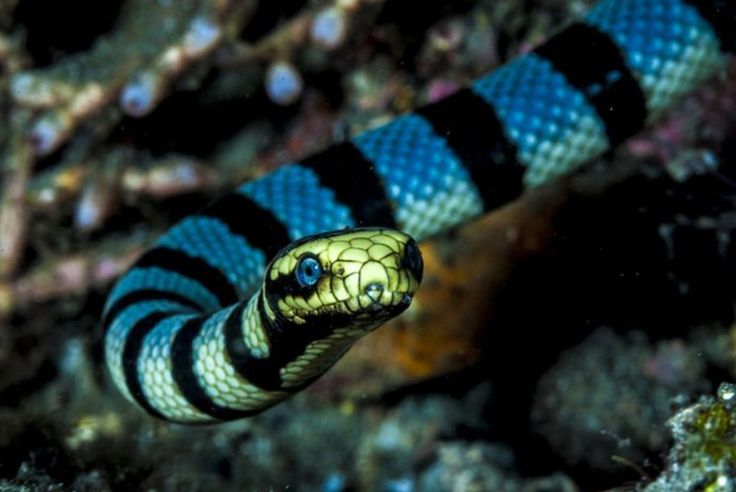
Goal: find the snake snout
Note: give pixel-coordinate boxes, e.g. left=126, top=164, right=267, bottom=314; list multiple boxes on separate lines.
left=401, top=238, right=423, bottom=282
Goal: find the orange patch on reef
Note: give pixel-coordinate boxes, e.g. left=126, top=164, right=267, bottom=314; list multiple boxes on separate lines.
left=310, top=182, right=567, bottom=399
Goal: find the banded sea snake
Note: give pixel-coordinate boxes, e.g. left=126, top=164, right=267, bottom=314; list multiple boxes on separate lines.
left=103, top=0, right=736, bottom=423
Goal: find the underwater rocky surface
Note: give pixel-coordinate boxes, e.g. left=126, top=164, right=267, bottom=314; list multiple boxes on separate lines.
left=0, top=0, right=736, bottom=490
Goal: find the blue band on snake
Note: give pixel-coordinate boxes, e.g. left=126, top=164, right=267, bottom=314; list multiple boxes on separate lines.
left=102, top=0, right=736, bottom=423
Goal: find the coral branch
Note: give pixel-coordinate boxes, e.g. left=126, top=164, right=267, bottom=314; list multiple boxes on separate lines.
left=0, top=110, right=34, bottom=278
left=10, top=0, right=235, bottom=154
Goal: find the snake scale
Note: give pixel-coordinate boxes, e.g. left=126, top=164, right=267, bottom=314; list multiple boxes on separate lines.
left=103, top=0, right=736, bottom=423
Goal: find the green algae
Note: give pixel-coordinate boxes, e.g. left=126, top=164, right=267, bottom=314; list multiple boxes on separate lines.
left=645, top=383, right=736, bottom=492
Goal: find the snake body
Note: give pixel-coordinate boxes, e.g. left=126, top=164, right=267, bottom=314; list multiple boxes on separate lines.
left=103, top=0, right=735, bottom=423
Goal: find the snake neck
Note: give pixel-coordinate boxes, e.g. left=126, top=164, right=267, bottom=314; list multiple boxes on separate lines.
left=230, top=292, right=368, bottom=391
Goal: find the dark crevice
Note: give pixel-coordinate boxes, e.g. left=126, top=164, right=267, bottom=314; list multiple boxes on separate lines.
left=14, top=0, right=125, bottom=66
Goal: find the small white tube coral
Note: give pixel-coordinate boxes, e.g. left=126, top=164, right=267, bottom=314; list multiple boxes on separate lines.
left=265, top=61, right=303, bottom=106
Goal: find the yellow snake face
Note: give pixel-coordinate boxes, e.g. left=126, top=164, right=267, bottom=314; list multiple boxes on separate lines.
left=262, top=228, right=423, bottom=331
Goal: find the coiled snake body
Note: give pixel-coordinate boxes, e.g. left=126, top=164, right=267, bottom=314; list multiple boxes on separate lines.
left=103, top=0, right=735, bottom=423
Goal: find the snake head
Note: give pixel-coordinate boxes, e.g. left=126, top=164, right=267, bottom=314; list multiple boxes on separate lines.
left=262, top=228, right=423, bottom=333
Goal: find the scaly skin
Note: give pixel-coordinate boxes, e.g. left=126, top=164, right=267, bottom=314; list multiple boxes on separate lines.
left=103, top=0, right=735, bottom=423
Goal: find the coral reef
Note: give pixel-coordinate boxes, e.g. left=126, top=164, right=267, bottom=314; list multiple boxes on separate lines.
left=0, top=0, right=407, bottom=306
left=0, top=0, right=735, bottom=490
left=531, top=327, right=717, bottom=468
left=419, top=442, right=578, bottom=492
left=645, top=383, right=736, bottom=492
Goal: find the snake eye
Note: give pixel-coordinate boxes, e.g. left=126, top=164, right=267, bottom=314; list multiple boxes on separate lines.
left=295, top=255, right=322, bottom=287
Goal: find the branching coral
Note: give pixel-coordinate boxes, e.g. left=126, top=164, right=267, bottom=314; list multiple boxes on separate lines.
left=0, top=0, right=398, bottom=315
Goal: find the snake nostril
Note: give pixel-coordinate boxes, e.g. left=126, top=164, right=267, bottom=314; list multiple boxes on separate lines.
left=402, top=239, right=423, bottom=282
left=364, top=282, right=384, bottom=301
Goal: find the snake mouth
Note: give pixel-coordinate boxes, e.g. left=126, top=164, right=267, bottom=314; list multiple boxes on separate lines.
left=285, top=287, right=416, bottom=330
